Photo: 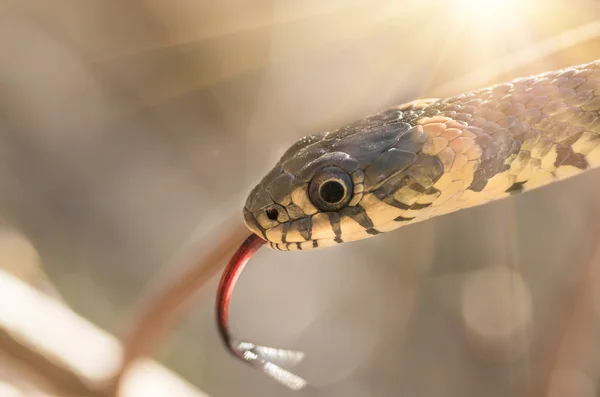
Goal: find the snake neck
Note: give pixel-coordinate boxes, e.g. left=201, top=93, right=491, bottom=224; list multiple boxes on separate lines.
left=363, top=60, right=600, bottom=233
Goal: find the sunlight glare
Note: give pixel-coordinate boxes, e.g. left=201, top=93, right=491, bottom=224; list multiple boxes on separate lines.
left=456, top=0, right=517, bottom=21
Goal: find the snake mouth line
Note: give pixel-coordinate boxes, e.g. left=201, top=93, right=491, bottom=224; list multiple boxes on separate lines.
left=267, top=230, right=380, bottom=251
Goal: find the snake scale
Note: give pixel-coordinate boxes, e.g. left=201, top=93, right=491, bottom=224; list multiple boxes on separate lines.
left=243, top=59, right=600, bottom=250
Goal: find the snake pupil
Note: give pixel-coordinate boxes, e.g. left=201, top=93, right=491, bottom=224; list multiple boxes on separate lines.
left=319, top=181, right=346, bottom=204
left=266, top=208, right=279, bottom=221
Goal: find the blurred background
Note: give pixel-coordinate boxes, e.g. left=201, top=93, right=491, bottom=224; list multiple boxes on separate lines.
left=1, top=0, right=600, bottom=396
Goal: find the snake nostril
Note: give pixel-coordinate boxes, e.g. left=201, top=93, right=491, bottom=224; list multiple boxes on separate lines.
left=265, top=208, right=279, bottom=221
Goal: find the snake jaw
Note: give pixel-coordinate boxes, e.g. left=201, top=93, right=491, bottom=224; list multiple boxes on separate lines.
left=243, top=207, right=270, bottom=241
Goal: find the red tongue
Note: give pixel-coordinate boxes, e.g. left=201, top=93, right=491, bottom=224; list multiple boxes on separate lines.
left=215, top=233, right=265, bottom=347
left=216, top=234, right=308, bottom=390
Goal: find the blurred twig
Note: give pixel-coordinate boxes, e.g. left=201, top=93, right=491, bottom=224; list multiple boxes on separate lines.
left=109, top=214, right=249, bottom=397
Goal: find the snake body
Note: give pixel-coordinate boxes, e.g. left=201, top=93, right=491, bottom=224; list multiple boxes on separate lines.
left=244, top=59, right=600, bottom=250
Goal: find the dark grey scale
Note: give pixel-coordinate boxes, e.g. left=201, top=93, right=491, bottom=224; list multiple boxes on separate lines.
left=297, top=152, right=360, bottom=182
left=337, top=109, right=405, bottom=136
left=483, top=142, right=508, bottom=168
left=421, top=107, right=441, bottom=118
left=371, top=173, right=423, bottom=211
left=362, top=149, right=417, bottom=190
left=398, top=99, right=439, bottom=111
left=326, top=119, right=373, bottom=142
left=554, top=145, right=589, bottom=170
left=282, top=144, right=329, bottom=175
left=369, top=109, right=405, bottom=124
left=403, top=187, right=441, bottom=206
left=394, top=215, right=416, bottom=222
left=425, top=186, right=441, bottom=196
left=406, top=110, right=430, bottom=123
left=469, top=168, right=488, bottom=192
left=373, top=190, right=412, bottom=210
left=410, top=202, right=432, bottom=210
left=376, top=173, right=412, bottom=196
left=265, top=172, right=294, bottom=205
left=408, top=180, right=430, bottom=194
left=402, top=110, right=420, bottom=122
left=505, top=180, right=527, bottom=194
left=280, top=222, right=291, bottom=243
left=278, top=133, right=327, bottom=164
left=246, top=184, right=273, bottom=213
left=339, top=205, right=379, bottom=235
left=291, top=217, right=312, bottom=241
left=325, top=212, right=343, bottom=243
left=312, top=240, right=318, bottom=248
left=296, top=243, right=303, bottom=250
left=243, top=209, right=268, bottom=240
left=393, top=126, right=429, bottom=153
left=467, top=135, right=504, bottom=192
left=405, top=155, right=444, bottom=189
left=261, top=165, right=284, bottom=187
left=330, top=122, right=411, bottom=164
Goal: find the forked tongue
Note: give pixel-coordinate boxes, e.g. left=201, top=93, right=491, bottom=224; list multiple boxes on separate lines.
left=215, top=234, right=307, bottom=390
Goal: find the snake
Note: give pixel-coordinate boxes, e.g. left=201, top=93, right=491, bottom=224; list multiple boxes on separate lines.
left=243, top=59, right=600, bottom=250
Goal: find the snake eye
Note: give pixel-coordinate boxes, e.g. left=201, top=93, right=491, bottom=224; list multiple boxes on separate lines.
left=308, top=166, right=353, bottom=211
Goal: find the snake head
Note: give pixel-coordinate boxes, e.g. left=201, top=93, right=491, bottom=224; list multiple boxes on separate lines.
left=244, top=107, right=447, bottom=250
